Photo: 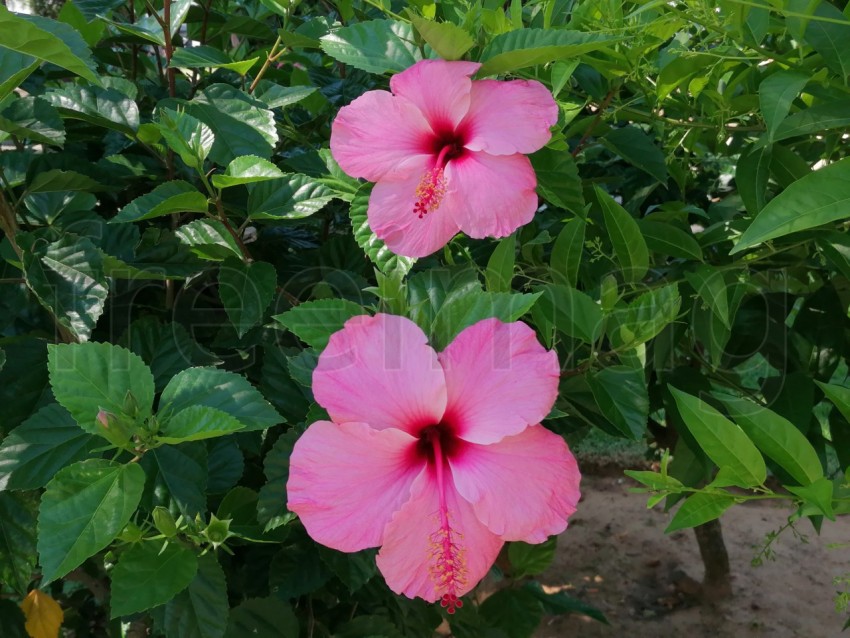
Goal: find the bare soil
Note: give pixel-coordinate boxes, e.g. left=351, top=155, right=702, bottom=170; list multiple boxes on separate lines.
left=534, top=474, right=850, bottom=638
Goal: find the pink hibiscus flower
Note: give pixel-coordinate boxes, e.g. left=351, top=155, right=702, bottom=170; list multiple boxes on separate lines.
left=287, top=314, right=580, bottom=612
left=330, top=59, right=558, bottom=258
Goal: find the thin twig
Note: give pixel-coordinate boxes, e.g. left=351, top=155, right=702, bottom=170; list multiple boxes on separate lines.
left=572, top=87, right=617, bottom=157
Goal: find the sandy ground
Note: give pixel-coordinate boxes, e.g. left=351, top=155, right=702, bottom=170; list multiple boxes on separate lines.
left=534, top=474, right=850, bottom=638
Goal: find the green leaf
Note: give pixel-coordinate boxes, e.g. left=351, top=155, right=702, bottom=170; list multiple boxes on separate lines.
left=318, top=547, right=377, bottom=593
left=479, top=28, right=618, bottom=75
left=485, top=234, right=516, bottom=293
left=588, top=366, right=649, bottom=440
left=0, top=96, right=65, bottom=146
left=145, top=444, right=208, bottom=518
left=508, top=537, right=556, bottom=579
left=550, top=218, right=585, bottom=287
left=170, top=46, right=258, bottom=76
left=212, top=156, right=285, bottom=189
left=787, top=477, right=835, bottom=520
left=0, top=599, right=27, bottom=638
left=410, top=16, right=474, bottom=60
left=247, top=175, right=335, bottom=219
left=218, top=259, right=277, bottom=337
left=666, top=492, right=735, bottom=532
left=320, top=19, right=421, bottom=74
left=758, top=71, right=808, bottom=141
left=175, top=220, right=242, bottom=262
left=669, top=388, right=767, bottom=487
left=253, top=82, right=316, bottom=109
left=530, top=147, right=585, bottom=216
left=273, top=298, right=366, bottom=350
left=524, top=581, right=608, bottom=624
left=815, top=380, right=850, bottom=424
left=731, top=157, right=850, bottom=253
left=602, top=126, right=668, bottom=183
left=225, top=598, right=298, bottom=638
left=720, top=396, right=822, bottom=486
left=38, top=459, right=145, bottom=582
left=0, top=492, right=37, bottom=595
left=0, top=403, right=98, bottom=491
left=432, top=291, right=541, bottom=350
left=19, top=233, right=108, bottom=342
left=638, top=220, right=702, bottom=261
left=0, top=6, right=99, bottom=84
left=0, top=49, right=38, bottom=101
left=816, top=231, right=850, bottom=280
left=156, top=108, right=215, bottom=171
left=177, top=84, right=278, bottom=165
left=736, top=143, right=772, bottom=216
left=160, top=367, right=281, bottom=432
left=535, top=284, right=602, bottom=344
left=26, top=169, right=100, bottom=194
left=684, top=265, right=730, bottom=329
left=609, top=284, right=680, bottom=350
left=46, top=84, right=138, bottom=134
left=479, top=588, right=544, bottom=638
left=110, top=542, right=198, bottom=618
left=349, top=184, right=415, bottom=275
left=771, top=99, right=850, bottom=142
left=256, top=431, right=297, bottom=529
left=111, top=181, right=208, bottom=224
left=157, top=405, right=245, bottom=444
left=47, top=342, right=155, bottom=433
left=596, top=187, right=649, bottom=283
left=163, top=553, right=228, bottom=638
left=797, top=0, right=850, bottom=79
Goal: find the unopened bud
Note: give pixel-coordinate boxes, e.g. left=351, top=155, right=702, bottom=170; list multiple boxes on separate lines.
left=153, top=507, right=178, bottom=538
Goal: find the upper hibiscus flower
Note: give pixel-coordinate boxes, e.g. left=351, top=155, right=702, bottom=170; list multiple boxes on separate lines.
left=330, top=60, right=559, bottom=258
left=286, top=314, right=580, bottom=612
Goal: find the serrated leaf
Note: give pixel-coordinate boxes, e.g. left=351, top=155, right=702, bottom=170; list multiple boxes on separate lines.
left=248, top=175, right=335, bottom=219
left=144, top=444, right=208, bottom=518
left=349, top=185, right=415, bottom=275
left=38, top=459, right=145, bottom=582
left=479, top=588, right=544, bottom=638
left=0, top=492, right=37, bottom=595
left=257, top=431, right=297, bottom=529
left=731, top=157, right=850, bottom=253
left=218, top=259, right=277, bottom=337
left=0, top=404, right=98, bottom=491
left=27, top=169, right=100, bottom=194
left=602, top=126, right=667, bottom=184
left=111, top=181, right=208, bottom=224
left=212, top=156, right=285, bottom=189
left=170, top=46, right=258, bottom=75
left=666, top=492, right=734, bottom=532
left=45, top=85, right=138, bottom=134
left=273, top=299, right=366, bottom=350
left=669, top=387, right=767, bottom=487
left=596, top=187, right=648, bottom=283
left=0, top=6, right=99, bottom=84
left=0, top=97, right=64, bottom=146
left=320, top=19, right=421, bottom=74
left=176, top=84, right=277, bottom=165
left=508, top=537, right=556, bottom=579
left=175, top=219, right=242, bottom=262
left=163, top=553, right=228, bottom=638
left=410, top=16, right=474, bottom=60
left=156, top=108, right=215, bottom=171
left=253, top=82, right=317, bottom=109
left=157, top=405, right=245, bottom=444
left=317, top=547, right=377, bottom=593
left=47, top=342, right=155, bottom=433
left=110, top=542, right=198, bottom=618
left=432, top=291, right=540, bottom=350
left=720, top=395, right=822, bottom=486
left=0, top=49, right=39, bottom=101
left=160, top=367, right=281, bottom=431
left=479, top=29, right=618, bottom=75
left=19, top=589, right=63, bottom=638
left=21, top=234, right=108, bottom=342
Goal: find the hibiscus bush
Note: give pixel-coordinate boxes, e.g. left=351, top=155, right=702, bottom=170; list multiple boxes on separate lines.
left=2, top=0, right=850, bottom=636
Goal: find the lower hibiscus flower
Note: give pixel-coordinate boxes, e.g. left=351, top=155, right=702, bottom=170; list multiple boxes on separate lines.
left=287, top=314, right=581, bottom=612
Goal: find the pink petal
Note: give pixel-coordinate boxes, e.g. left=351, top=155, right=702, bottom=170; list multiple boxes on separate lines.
left=330, top=89, right=433, bottom=182
left=449, top=425, right=581, bottom=542
left=313, top=314, right=447, bottom=434
left=462, top=79, right=558, bottom=155
left=443, top=151, right=539, bottom=240
left=376, top=465, right=503, bottom=602
left=287, top=420, right=423, bottom=552
left=389, top=60, right=481, bottom=131
left=368, top=159, right=461, bottom=257
left=439, top=318, right=560, bottom=445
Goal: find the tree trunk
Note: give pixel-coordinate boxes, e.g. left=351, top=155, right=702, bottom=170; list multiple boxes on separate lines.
left=693, top=518, right=732, bottom=601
